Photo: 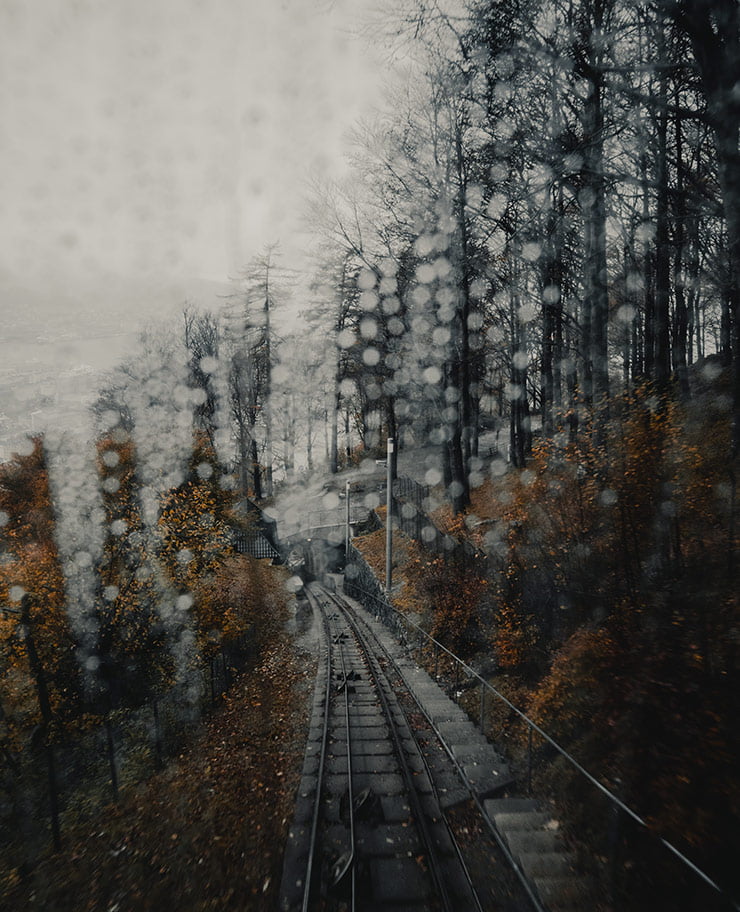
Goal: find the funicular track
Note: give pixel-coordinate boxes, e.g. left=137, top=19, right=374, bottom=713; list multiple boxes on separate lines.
left=279, top=582, right=537, bottom=912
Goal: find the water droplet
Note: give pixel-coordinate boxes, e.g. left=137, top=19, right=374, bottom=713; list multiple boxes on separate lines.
left=322, top=491, right=340, bottom=510
left=360, top=291, right=378, bottom=311
left=102, top=476, right=120, bottom=494
left=360, top=318, right=378, bottom=340
left=286, top=575, right=303, bottom=593
left=196, top=462, right=213, bottom=480
left=522, top=242, right=541, bottom=262
left=101, top=450, right=120, bottom=468
left=338, top=328, right=355, bottom=349
left=358, top=268, right=376, bottom=290
left=412, top=286, right=431, bottom=306
left=490, top=459, right=508, bottom=477
left=177, top=593, right=194, bottom=611
left=518, top=302, right=537, bottom=323
left=432, top=327, right=450, bottom=346
left=417, top=262, right=437, bottom=284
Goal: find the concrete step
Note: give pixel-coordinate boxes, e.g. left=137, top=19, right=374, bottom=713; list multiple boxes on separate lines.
left=484, top=797, right=538, bottom=816
left=519, top=850, right=576, bottom=879
left=532, top=874, right=593, bottom=909
left=429, top=708, right=468, bottom=725
left=504, top=828, right=563, bottom=856
left=491, top=810, right=551, bottom=831
left=450, top=743, right=504, bottom=766
left=346, top=594, right=594, bottom=912
left=463, top=765, right=515, bottom=798
left=481, top=797, right=590, bottom=911
left=436, top=721, right=488, bottom=745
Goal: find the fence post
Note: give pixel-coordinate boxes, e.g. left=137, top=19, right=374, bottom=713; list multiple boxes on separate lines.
left=221, top=648, right=229, bottom=690
left=527, top=726, right=533, bottom=795
left=479, top=681, right=486, bottom=733
left=152, top=698, right=164, bottom=769
left=434, top=643, right=439, bottom=680
left=105, top=717, right=119, bottom=800
left=44, top=738, right=62, bottom=850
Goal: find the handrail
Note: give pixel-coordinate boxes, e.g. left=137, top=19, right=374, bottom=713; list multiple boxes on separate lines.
left=281, top=508, right=369, bottom=540
left=344, top=562, right=738, bottom=909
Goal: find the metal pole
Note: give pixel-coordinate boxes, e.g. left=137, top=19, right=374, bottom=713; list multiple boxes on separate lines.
left=385, top=436, right=394, bottom=595
left=345, top=480, right=350, bottom=562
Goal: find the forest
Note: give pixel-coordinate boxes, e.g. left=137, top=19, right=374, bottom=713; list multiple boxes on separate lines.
left=302, top=1, right=739, bottom=906
left=0, top=0, right=738, bottom=909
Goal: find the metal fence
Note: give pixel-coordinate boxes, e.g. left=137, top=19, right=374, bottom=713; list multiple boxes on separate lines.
left=343, top=549, right=737, bottom=912
left=0, top=634, right=254, bottom=873
left=389, top=475, right=484, bottom=567
left=281, top=507, right=369, bottom=542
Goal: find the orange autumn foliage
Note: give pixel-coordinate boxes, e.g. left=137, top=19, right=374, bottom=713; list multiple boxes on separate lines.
left=467, top=382, right=739, bottom=879
left=194, top=553, right=287, bottom=657
left=157, top=433, right=287, bottom=659
left=0, top=438, right=80, bottom=730
left=96, top=432, right=171, bottom=704
left=157, top=434, right=237, bottom=590
left=353, top=511, right=486, bottom=657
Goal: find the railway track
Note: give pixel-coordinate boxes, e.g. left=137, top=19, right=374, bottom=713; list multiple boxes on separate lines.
left=279, top=582, right=537, bottom=912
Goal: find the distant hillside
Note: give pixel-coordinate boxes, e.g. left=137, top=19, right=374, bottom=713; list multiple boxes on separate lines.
left=0, top=272, right=235, bottom=458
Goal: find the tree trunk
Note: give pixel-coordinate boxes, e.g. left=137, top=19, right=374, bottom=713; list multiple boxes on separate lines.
left=541, top=185, right=563, bottom=435
left=329, top=375, right=339, bottom=474
left=668, top=0, right=740, bottom=456
left=654, top=60, right=671, bottom=388
left=642, top=151, right=655, bottom=380
left=250, top=436, right=262, bottom=501
left=20, top=596, right=61, bottom=849
left=510, top=288, right=531, bottom=467
left=453, top=123, right=473, bottom=510
left=583, top=70, right=610, bottom=406
left=238, top=422, right=250, bottom=496
left=263, top=270, right=274, bottom=497
left=672, top=87, right=690, bottom=395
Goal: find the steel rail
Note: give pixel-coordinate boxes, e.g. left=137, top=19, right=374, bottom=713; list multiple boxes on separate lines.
left=322, top=587, right=476, bottom=912
left=300, top=586, right=334, bottom=912
left=330, top=603, right=492, bottom=912
left=346, top=576, right=738, bottom=909
left=338, top=588, right=547, bottom=912
left=323, top=596, right=357, bottom=910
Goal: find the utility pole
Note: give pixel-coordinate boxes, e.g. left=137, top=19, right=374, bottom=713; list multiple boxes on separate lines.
left=345, top=480, right=351, bottom=562
left=385, top=437, right=394, bottom=596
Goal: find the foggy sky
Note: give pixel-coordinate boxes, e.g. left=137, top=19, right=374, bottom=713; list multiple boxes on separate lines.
left=0, top=0, right=383, bottom=323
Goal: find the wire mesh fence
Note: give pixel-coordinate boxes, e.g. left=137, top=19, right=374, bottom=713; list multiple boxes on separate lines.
left=0, top=633, right=254, bottom=874
left=342, top=553, right=737, bottom=912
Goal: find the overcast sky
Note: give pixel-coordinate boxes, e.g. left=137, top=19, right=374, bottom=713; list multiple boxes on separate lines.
left=0, top=0, right=385, bottom=334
